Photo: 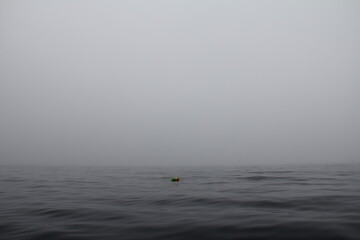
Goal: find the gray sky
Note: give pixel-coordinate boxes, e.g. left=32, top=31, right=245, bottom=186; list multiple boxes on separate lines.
left=1, top=0, right=359, bottom=166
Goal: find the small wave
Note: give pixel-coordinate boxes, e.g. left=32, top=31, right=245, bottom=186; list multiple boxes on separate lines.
left=247, top=171, right=294, bottom=174
left=240, top=195, right=359, bottom=212
left=1, top=178, right=25, bottom=182
left=205, top=181, right=228, bottom=185
left=29, top=185, right=49, bottom=189
left=238, top=176, right=289, bottom=181
left=31, top=208, right=77, bottom=219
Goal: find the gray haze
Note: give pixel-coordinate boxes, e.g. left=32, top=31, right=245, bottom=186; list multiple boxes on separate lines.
left=1, top=0, right=359, bottom=166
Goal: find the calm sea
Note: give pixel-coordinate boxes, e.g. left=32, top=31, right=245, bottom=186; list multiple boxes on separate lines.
left=1, top=163, right=359, bottom=240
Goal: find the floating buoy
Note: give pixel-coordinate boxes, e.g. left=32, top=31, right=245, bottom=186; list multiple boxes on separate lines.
left=171, top=177, right=180, bottom=182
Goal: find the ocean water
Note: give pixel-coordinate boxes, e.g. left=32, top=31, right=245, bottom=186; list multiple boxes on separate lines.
left=1, top=163, right=359, bottom=240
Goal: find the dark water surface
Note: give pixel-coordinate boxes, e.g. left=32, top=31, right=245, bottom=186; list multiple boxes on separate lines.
left=1, top=163, right=359, bottom=240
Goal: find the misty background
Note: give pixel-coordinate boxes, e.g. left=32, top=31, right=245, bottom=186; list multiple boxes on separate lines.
left=0, top=0, right=359, bottom=166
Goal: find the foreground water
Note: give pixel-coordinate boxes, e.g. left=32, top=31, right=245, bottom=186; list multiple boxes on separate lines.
left=1, top=163, right=359, bottom=240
